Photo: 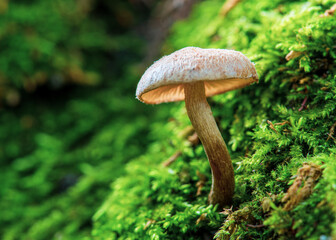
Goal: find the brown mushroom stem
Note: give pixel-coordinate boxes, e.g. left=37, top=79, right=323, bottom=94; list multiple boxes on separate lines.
left=184, top=81, right=234, bottom=207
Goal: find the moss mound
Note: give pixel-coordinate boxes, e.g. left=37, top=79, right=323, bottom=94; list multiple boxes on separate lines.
left=93, top=0, right=336, bottom=239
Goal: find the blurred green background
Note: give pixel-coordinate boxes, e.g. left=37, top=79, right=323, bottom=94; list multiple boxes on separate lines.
left=0, top=0, right=184, bottom=239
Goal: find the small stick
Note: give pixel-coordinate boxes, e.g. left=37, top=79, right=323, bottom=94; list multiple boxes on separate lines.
left=274, top=120, right=290, bottom=126
left=162, top=151, right=182, bottom=167
left=219, top=0, right=241, bottom=16
left=267, top=120, right=277, bottom=133
left=286, top=51, right=304, bottom=61
left=320, top=3, right=336, bottom=17
left=327, top=122, right=336, bottom=141
left=196, top=170, right=207, bottom=196
left=188, top=132, right=199, bottom=145
left=246, top=224, right=265, bottom=228
left=298, top=96, right=308, bottom=111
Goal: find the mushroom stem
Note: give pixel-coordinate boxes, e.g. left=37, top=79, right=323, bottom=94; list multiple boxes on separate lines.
left=184, top=81, right=234, bottom=207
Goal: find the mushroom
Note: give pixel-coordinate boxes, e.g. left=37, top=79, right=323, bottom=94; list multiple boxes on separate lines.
left=136, top=47, right=258, bottom=207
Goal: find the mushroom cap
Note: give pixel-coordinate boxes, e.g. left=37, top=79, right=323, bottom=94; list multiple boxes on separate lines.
left=136, top=47, right=258, bottom=104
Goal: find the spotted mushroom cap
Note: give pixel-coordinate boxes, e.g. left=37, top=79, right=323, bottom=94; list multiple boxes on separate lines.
left=136, top=47, right=258, bottom=104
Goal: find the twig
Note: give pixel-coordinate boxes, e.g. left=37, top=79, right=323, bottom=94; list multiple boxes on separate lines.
left=196, top=213, right=207, bottom=225
left=320, top=3, right=336, bottom=17
left=219, top=0, right=241, bottom=16
left=196, top=170, right=207, bottom=196
left=143, top=219, right=156, bottom=230
left=286, top=50, right=304, bottom=61
left=162, top=151, right=182, bottom=167
left=267, top=120, right=277, bottom=133
left=298, top=96, right=308, bottom=111
left=274, top=120, right=290, bottom=126
left=246, top=224, right=265, bottom=228
left=327, top=122, right=336, bottom=141
left=188, top=132, right=199, bottom=145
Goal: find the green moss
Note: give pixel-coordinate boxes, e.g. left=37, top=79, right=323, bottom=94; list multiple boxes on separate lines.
left=0, top=1, right=154, bottom=239
left=93, top=0, right=336, bottom=239
left=1, top=0, right=335, bottom=239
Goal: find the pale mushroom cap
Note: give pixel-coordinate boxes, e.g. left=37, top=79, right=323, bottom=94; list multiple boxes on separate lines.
left=136, top=47, right=258, bottom=104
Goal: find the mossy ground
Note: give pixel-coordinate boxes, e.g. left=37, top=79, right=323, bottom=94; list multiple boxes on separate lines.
left=1, top=0, right=336, bottom=239
left=93, top=0, right=336, bottom=239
